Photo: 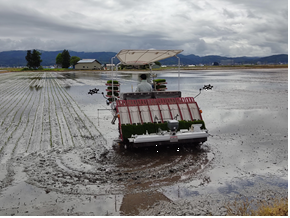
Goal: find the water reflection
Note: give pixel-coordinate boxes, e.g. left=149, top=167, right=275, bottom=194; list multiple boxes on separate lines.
left=58, top=69, right=287, bottom=201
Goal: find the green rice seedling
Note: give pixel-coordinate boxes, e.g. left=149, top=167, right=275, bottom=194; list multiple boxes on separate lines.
left=153, top=79, right=166, bottom=83
left=107, top=86, right=119, bottom=90
left=107, top=80, right=119, bottom=84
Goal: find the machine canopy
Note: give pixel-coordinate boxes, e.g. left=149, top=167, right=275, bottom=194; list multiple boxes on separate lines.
left=116, top=49, right=183, bottom=65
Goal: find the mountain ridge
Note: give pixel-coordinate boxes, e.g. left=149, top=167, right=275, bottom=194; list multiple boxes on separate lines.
left=0, top=50, right=287, bottom=67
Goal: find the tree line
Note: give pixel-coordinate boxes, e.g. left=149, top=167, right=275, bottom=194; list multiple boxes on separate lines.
left=25, top=49, right=80, bottom=69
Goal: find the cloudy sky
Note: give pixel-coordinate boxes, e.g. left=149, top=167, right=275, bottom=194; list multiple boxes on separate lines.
left=0, top=0, right=288, bottom=57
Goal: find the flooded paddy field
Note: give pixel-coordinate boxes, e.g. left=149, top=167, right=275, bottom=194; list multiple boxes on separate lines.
left=0, top=69, right=287, bottom=215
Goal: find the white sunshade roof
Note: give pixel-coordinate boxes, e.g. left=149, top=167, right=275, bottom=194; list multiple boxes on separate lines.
left=116, top=49, right=183, bottom=65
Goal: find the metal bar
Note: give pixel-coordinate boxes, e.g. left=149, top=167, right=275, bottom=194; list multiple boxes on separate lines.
left=126, top=106, right=133, bottom=124
left=175, top=55, right=181, bottom=91
left=186, top=102, right=194, bottom=121
left=146, top=99, right=154, bottom=123
left=111, top=55, right=117, bottom=100
left=167, top=103, right=173, bottom=119
left=157, top=103, right=164, bottom=123
left=176, top=101, right=184, bottom=120
left=137, top=105, right=143, bottom=124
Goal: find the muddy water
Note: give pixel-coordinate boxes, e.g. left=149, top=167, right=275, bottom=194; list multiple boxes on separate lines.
left=61, top=69, right=287, bottom=214
left=0, top=69, right=287, bottom=215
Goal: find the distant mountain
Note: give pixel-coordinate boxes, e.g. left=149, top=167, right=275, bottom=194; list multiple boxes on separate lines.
left=0, top=50, right=287, bottom=67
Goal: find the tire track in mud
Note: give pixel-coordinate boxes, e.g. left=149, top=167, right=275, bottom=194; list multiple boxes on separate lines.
left=0, top=72, right=215, bottom=206
left=14, top=145, right=213, bottom=196
left=0, top=72, right=108, bottom=188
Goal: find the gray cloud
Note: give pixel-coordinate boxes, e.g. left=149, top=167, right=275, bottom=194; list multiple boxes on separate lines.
left=0, top=0, right=287, bottom=57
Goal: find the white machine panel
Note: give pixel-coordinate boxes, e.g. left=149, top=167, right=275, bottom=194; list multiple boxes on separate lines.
left=119, top=107, right=131, bottom=124
left=179, top=104, right=191, bottom=121
left=139, top=105, right=152, bottom=123
left=188, top=103, right=201, bottom=120
left=168, top=104, right=181, bottom=121
left=159, top=104, right=172, bottom=121
left=149, top=105, right=161, bottom=122
left=128, top=106, right=141, bottom=124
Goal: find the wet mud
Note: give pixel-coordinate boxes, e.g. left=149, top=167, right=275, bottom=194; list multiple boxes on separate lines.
left=0, top=69, right=287, bottom=215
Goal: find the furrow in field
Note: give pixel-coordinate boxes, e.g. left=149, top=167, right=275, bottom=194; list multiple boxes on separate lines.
left=50, top=73, right=98, bottom=147
left=0, top=72, right=40, bottom=100
left=40, top=73, right=51, bottom=151
left=0, top=78, right=24, bottom=101
left=52, top=74, right=107, bottom=148
left=15, top=73, right=44, bottom=154
left=0, top=72, right=42, bottom=121
left=26, top=74, right=46, bottom=153
left=49, top=74, right=86, bottom=147
left=4, top=87, right=38, bottom=157
left=0, top=83, right=34, bottom=147
left=47, top=74, right=64, bottom=148
left=0, top=75, right=32, bottom=116
left=49, top=79, right=74, bottom=149
left=12, top=87, right=40, bottom=155
left=0, top=81, right=36, bottom=163
left=49, top=73, right=82, bottom=148
left=0, top=72, right=23, bottom=88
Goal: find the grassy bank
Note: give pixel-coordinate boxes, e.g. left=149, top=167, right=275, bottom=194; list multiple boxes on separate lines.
left=226, top=196, right=288, bottom=216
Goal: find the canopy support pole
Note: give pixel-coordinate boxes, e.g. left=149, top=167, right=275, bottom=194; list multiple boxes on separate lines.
left=111, top=55, right=116, bottom=100
left=175, top=55, right=181, bottom=91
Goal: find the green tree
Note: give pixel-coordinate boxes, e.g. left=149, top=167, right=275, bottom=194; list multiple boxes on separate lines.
left=55, top=53, right=63, bottom=67
left=61, top=49, right=71, bottom=68
left=70, top=56, right=81, bottom=67
left=155, top=61, right=161, bottom=66
left=31, top=49, right=42, bottom=69
left=25, top=50, right=32, bottom=69
left=25, top=49, right=42, bottom=69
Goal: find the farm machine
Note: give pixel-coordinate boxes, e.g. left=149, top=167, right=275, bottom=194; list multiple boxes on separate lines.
left=89, top=50, right=212, bottom=149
